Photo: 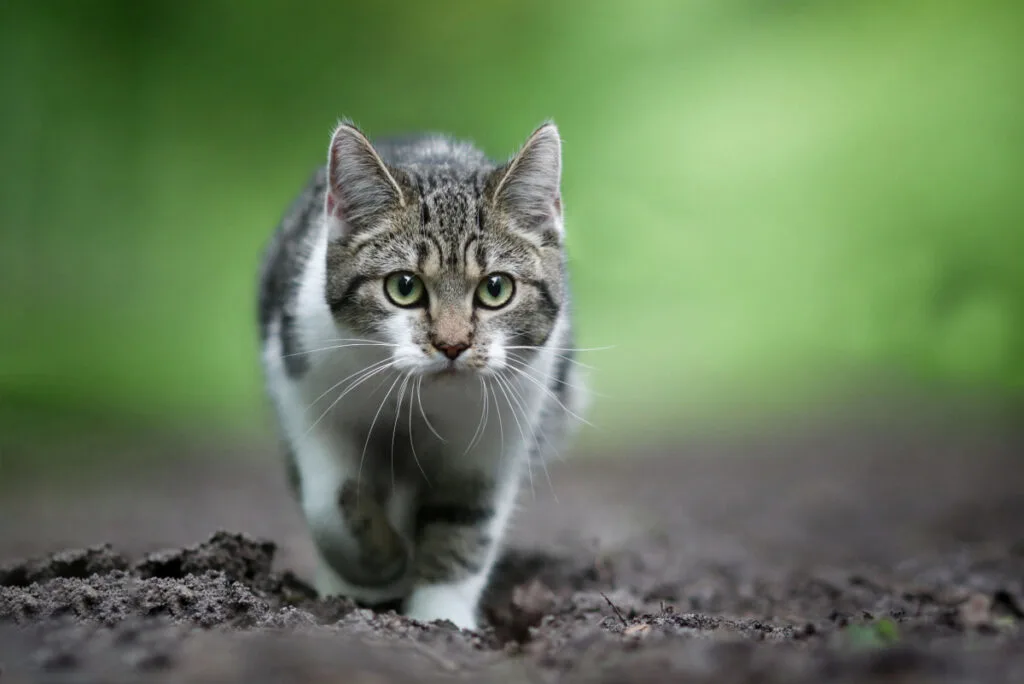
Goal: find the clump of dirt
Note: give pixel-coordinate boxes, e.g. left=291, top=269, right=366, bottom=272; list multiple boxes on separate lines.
left=2, top=529, right=1023, bottom=683
left=0, top=544, right=127, bottom=587
left=0, top=533, right=348, bottom=630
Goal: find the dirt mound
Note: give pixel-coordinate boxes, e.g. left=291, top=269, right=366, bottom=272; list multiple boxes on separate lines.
left=2, top=528, right=1023, bottom=683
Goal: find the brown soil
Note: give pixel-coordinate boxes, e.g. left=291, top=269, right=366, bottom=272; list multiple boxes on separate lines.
left=2, top=404, right=1024, bottom=683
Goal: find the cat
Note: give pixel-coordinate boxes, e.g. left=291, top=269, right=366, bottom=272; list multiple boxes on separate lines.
left=257, top=119, right=585, bottom=630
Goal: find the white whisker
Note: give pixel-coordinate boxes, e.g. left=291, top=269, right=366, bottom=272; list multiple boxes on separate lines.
left=390, top=372, right=412, bottom=491
left=304, top=337, right=399, bottom=346
left=503, top=344, right=615, bottom=353
left=407, top=375, right=431, bottom=486
left=307, top=356, right=394, bottom=409
left=492, top=372, right=534, bottom=500
left=502, top=362, right=595, bottom=429
left=503, top=346, right=597, bottom=370
left=282, top=341, right=397, bottom=359
left=504, top=353, right=592, bottom=393
left=464, top=376, right=489, bottom=455
left=497, top=370, right=559, bottom=504
left=303, top=360, right=396, bottom=436
left=489, top=377, right=505, bottom=467
left=356, top=372, right=403, bottom=498
left=416, top=376, right=446, bottom=443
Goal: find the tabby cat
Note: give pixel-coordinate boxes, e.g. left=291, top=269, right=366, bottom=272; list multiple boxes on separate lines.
left=257, top=120, right=584, bottom=629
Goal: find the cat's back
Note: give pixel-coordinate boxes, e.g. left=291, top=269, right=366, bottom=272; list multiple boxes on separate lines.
left=257, top=166, right=327, bottom=342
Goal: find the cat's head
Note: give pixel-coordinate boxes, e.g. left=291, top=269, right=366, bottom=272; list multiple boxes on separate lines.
left=322, top=121, right=567, bottom=377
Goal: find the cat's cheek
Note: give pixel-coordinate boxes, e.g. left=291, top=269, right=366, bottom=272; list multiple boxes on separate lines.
left=381, top=313, right=432, bottom=370
left=481, top=334, right=508, bottom=373
left=379, top=310, right=414, bottom=346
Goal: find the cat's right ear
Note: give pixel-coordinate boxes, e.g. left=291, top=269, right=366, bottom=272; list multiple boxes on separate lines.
left=325, top=121, right=405, bottom=240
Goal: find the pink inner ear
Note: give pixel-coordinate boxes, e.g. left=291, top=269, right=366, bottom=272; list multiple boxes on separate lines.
left=325, top=192, right=338, bottom=217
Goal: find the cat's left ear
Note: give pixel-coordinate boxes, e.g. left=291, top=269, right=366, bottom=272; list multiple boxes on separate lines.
left=492, top=121, right=563, bottom=235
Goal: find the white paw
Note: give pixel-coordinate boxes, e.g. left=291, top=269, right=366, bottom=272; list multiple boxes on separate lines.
left=404, top=584, right=479, bottom=630
left=314, top=558, right=408, bottom=605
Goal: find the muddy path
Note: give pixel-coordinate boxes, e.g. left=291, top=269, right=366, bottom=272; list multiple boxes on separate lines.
left=2, top=405, right=1023, bottom=682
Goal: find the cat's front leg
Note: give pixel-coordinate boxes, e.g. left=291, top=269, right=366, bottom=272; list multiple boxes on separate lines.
left=294, top=429, right=413, bottom=604
left=404, top=470, right=520, bottom=630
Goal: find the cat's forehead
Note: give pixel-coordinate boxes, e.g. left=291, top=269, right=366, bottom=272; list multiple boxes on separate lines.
left=420, top=181, right=480, bottom=231
left=363, top=197, right=536, bottom=278
left=348, top=167, right=538, bottom=275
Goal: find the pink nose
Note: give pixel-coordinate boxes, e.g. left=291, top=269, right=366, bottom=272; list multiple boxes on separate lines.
left=434, top=341, right=469, bottom=360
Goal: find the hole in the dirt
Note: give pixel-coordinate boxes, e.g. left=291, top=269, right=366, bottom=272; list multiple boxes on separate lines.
left=0, top=565, right=29, bottom=587
left=276, top=572, right=319, bottom=606
left=482, top=601, right=546, bottom=645
left=136, top=554, right=185, bottom=580
left=360, top=597, right=403, bottom=613
left=52, top=558, right=90, bottom=579
left=480, top=549, right=573, bottom=645
left=993, top=590, right=1024, bottom=619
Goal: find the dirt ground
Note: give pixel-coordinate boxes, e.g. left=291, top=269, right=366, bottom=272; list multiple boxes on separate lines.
left=2, top=401, right=1024, bottom=683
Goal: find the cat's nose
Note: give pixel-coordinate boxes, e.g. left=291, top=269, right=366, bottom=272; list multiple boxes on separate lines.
left=434, top=341, right=470, bottom=360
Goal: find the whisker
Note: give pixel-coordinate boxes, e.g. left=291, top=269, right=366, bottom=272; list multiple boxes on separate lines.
left=503, top=353, right=592, bottom=393
left=506, top=351, right=612, bottom=402
left=390, top=372, right=412, bottom=492
left=356, top=372, right=403, bottom=499
left=307, top=357, right=393, bottom=410
left=407, top=374, right=431, bottom=486
left=303, top=337, right=399, bottom=346
left=503, top=345, right=615, bottom=353
left=489, top=377, right=505, bottom=467
left=282, top=341, right=397, bottom=359
left=492, top=372, right=534, bottom=500
left=498, top=368, right=560, bottom=459
left=476, top=376, right=492, bottom=453
left=499, top=325, right=607, bottom=369
left=482, top=378, right=491, bottom=450
left=504, top=348, right=597, bottom=370
left=416, top=376, right=447, bottom=443
left=492, top=373, right=528, bottom=444
left=497, top=370, right=559, bottom=504
left=464, top=376, right=489, bottom=455
left=303, top=360, right=396, bottom=436
left=503, top=363, right=595, bottom=429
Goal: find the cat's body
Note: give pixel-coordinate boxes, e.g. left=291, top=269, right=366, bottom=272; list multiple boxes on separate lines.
left=257, top=121, right=584, bottom=629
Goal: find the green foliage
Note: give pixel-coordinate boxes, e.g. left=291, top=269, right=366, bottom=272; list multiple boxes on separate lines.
left=2, top=0, right=1022, bottom=442
left=842, top=617, right=901, bottom=650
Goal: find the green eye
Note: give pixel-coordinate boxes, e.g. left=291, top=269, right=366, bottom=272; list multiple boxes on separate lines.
left=384, top=272, right=426, bottom=308
left=476, top=273, right=515, bottom=309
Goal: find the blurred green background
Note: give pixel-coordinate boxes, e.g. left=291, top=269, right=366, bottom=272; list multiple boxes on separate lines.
left=2, top=0, right=1022, bottom=464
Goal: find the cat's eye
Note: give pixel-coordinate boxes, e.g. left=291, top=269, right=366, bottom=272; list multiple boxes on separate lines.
left=384, top=272, right=426, bottom=308
left=476, top=273, right=515, bottom=309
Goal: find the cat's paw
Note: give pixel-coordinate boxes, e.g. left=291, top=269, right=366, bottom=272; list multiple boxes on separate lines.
left=404, top=584, right=479, bottom=630
left=314, top=558, right=409, bottom=605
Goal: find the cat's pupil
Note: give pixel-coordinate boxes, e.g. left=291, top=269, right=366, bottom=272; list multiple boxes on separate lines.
left=487, top=277, right=502, bottom=298
left=398, top=276, right=415, bottom=296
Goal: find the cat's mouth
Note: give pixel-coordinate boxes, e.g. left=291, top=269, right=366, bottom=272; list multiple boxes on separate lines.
left=425, top=360, right=475, bottom=378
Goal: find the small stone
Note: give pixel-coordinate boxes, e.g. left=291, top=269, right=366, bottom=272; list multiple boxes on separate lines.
left=624, top=623, right=651, bottom=637
left=959, top=593, right=993, bottom=628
